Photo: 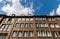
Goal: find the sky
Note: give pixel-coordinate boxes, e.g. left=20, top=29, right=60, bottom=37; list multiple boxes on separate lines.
left=0, top=0, right=60, bottom=16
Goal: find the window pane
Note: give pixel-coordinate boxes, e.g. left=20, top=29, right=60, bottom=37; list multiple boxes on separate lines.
left=48, top=18, right=51, bottom=21
left=29, top=23, right=33, bottom=28
left=37, top=31, right=41, bottom=37
left=26, top=18, right=29, bottom=21
left=20, top=23, right=24, bottom=28
left=29, top=31, right=34, bottom=37
left=47, top=31, right=52, bottom=37
left=55, top=24, right=59, bottom=28
left=30, top=18, right=33, bottom=21
left=7, top=25, right=12, bottom=31
left=25, top=23, right=28, bottom=28
left=0, top=34, right=2, bottom=39
left=50, top=24, right=54, bottom=28
left=41, top=31, right=45, bottom=36
left=3, top=25, right=8, bottom=31
left=16, top=24, right=20, bottom=28
left=0, top=25, right=5, bottom=31
left=12, top=31, right=17, bottom=37
left=18, top=31, right=22, bottom=37
left=41, top=24, right=45, bottom=27
left=18, top=18, right=21, bottom=21
left=36, top=23, right=39, bottom=28
left=22, top=18, right=25, bottom=21
left=24, top=31, right=28, bottom=37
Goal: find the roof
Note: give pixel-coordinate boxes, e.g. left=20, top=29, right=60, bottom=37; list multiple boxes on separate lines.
left=0, top=14, right=60, bottom=18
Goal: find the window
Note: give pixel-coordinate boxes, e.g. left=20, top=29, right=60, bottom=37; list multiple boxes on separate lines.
left=24, top=31, right=28, bottom=37
left=30, top=18, right=33, bottom=21
left=11, top=18, right=15, bottom=22
left=53, top=32, right=59, bottom=37
left=18, top=31, right=22, bottom=37
left=48, top=18, right=51, bottom=21
left=55, top=24, right=59, bottom=28
left=3, top=25, right=8, bottom=31
left=0, top=24, right=12, bottom=31
left=42, top=18, right=46, bottom=20
left=50, top=24, right=54, bottom=28
left=26, top=18, right=29, bottom=21
left=16, top=24, right=19, bottom=27
left=22, top=18, right=25, bottom=21
left=50, top=24, right=59, bottom=28
left=0, top=34, right=2, bottom=39
left=29, top=23, right=33, bottom=28
left=41, top=24, right=45, bottom=27
left=7, top=25, right=12, bottom=31
left=57, top=17, right=60, bottom=21
left=29, top=31, right=34, bottom=37
left=52, top=18, right=56, bottom=21
left=41, top=31, right=45, bottom=36
left=20, top=23, right=24, bottom=28
left=12, top=31, right=17, bottom=37
left=5, top=18, right=9, bottom=23
left=17, top=18, right=21, bottom=21
left=36, top=23, right=39, bottom=28
left=47, top=31, right=52, bottom=37
left=0, top=17, right=2, bottom=21
left=37, top=31, right=41, bottom=37
left=0, top=25, right=5, bottom=31
left=25, top=23, right=29, bottom=28
left=35, top=18, right=40, bottom=20
left=45, top=24, right=48, bottom=27
left=0, top=33, right=7, bottom=39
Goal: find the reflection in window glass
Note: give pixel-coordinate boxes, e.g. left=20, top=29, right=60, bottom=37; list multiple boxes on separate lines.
left=30, top=18, right=33, bottom=21
left=29, top=31, right=34, bottom=37
left=12, top=31, right=17, bottom=37
left=18, top=31, right=22, bottom=37
left=55, top=24, right=59, bottom=28
left=24, top=31, right=28, bottom=37
left=26, top=18, right=29, bottom=21
left=50, top=24, right=54, bottom=28
left=29, top=23, right=33, bottom=28
left=22, top=18, right=25, bottom=21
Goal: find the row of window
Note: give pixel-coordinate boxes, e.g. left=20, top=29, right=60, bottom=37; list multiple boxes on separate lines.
left=4, top=18, right=15, bottom=23
left=0, top=24, right=12, bottom=31
left=4, top=18, right=33, bottom=22
left=16, top=23, right=33, bottom=28
left=3, top=17, right=60, bottom=23
left=36, top=23, right=48, bottom=27
left=36, top=18, right=46, bottom=20
left=36, top=23, right=59, bottom=28
left=50, top=23, right=59, bottom=28
left=0, top=33, right=7, bottom=39
left=36, top=17, right=60, bottom=21
left=53, top=31, right=60, bottom=37
left=37, top=31, right=52, bottom=37
left=17, top=18, right=33, bottom=21
left=12, top=31, right=52, bottom=37
left=12, top=31, right=34, bottom=37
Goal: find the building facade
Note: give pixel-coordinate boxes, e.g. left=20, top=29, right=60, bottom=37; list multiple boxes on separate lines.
left=0, top=15, right=60, bottom=39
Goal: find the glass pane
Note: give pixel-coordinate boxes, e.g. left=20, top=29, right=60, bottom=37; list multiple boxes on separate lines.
left=18, top=31, right=22, bottom=37
left=12, top=31, right=17, bottom=37
left=29, top=31, right=34, bottom=37
left=24, top=31, right=28, bottom=37
left=29, top=24, right=33, bottom=28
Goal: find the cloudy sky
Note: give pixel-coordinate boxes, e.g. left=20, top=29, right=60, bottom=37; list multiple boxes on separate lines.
left=0, top=0, right=60, bottom=16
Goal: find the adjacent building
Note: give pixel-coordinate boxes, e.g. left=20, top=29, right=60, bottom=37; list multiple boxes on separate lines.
left=0, top=15, right=60, bottom=39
